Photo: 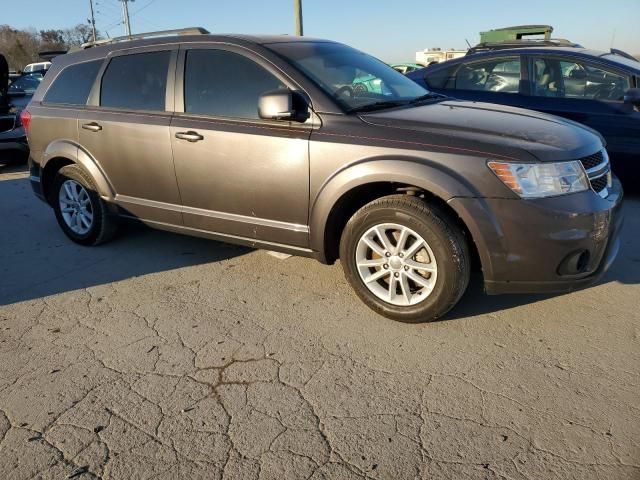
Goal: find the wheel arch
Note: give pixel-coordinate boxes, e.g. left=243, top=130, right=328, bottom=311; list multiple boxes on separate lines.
left=41, top=140, right=115, bottom=205
left=310, top=159, right=483, bottom=270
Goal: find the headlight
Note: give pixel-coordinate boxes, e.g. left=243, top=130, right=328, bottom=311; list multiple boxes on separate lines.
left=488, top=160, right=589, bottom=198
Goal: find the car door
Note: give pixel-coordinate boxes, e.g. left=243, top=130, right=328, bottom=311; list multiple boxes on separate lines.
left=79, top=45, right=182, bottom=224
left=170, top=44, right=311, bottom=248
left=526, top=54, right=639, bottom=178
left=427, top=55, right=531, bottom=109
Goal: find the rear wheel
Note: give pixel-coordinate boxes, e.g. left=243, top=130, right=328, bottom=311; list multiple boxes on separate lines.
left=340, top=195, right=470, bottom=323
left=53, top=164, right=117, bottom=246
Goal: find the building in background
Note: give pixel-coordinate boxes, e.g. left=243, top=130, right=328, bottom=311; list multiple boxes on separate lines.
left=415, top=47, right=466, bottom=65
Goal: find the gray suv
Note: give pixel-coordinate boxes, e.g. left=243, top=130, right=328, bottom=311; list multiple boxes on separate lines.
left=24, top=29, right=623, bottom=322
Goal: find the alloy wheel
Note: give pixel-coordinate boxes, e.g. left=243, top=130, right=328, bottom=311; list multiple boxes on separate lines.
left=58, top=179, right=94, bottom=235
left=355, top=223, right=438, bottom=306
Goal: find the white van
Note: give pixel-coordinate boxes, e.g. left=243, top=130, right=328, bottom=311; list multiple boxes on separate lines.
left=23, top=62, right=51, bottom=73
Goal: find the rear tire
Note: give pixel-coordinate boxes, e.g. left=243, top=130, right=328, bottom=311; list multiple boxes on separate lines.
left=53, top=164, right=117, bottom=246
left=339, top=194, right=470, bottom=323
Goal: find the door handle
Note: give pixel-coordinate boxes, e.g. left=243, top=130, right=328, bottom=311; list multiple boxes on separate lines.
left=175, top=131, right=204, bottom=142
left=82, top=122, right=102, bottom=132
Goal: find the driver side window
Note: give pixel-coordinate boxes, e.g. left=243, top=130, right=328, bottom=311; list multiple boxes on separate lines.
left=533, top=57, right=631, bottom=101
left=184, top=49, right=285, bottom=120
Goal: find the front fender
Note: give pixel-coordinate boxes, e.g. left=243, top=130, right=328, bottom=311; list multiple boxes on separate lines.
left=42, top=139, right=115, bottom=200
left=309, top=158, right=479, bottom=255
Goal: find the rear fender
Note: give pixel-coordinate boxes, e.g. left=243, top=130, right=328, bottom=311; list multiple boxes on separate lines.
left=42, top=139, right=115, bottom=200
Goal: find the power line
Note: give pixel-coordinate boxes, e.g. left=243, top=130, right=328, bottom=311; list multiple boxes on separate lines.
left=131, top=0, right=159, bottom=16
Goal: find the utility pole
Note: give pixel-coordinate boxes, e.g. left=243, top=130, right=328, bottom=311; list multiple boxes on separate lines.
left=121, top=0, right=132, bottom=38
left=294, top=0, right=303, bottom=36
left=88, top=0, right=97, bottom=43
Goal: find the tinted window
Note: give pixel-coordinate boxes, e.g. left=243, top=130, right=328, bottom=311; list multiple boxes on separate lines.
left=101, top=51, right=170, bottom=111
left=454, top=57, right=521, bottom=93
left=184, top=49, right=285, bottom=119
left=44, top=60, right=102, bottom=105
left=532, top=57, right=631, bottom=101
left=424, top=64, right=459, bottom=89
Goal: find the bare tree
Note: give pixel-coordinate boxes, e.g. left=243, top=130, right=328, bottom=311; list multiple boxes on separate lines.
left=62, top=23, right=98, bottom=47
left=0, top=23, right=101, bottom=71
left=0, top=26, right=40, bottom=71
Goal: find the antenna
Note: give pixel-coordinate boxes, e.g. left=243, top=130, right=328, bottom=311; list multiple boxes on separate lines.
left=465, top=38, right=472, bottom=48
left=610, top=29, right=616, bottom=48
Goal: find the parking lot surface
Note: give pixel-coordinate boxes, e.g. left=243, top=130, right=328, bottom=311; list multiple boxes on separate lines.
left=0, top=164, right=639, bottom=479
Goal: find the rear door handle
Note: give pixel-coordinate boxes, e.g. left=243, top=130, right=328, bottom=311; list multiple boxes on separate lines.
left=175, top=131, right=204, bottom=142
left=82, top=122, right=102, bottom=132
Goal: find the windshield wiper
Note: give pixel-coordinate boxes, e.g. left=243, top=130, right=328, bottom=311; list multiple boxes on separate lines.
left=347, top=93, right=446, bottom=113
left=346, top=100, right=408, bottom=114
left=408, top=92, right=446, bottom=105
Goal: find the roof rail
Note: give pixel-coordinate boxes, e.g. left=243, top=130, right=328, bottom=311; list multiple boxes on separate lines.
left=467, top=38, right=582, bottom=55
left=81, top=27, right=210, bottom=49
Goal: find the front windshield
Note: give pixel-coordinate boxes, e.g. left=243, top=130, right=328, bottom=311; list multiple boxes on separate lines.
left=267, top=42, right=430, bottom=111
left=601, top=53, right=640, bottom=70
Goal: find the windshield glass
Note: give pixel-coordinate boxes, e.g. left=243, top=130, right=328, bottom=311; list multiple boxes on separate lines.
left=267, top=42, right=430, bottom=111
left=601, top=53, right=640, bottom=71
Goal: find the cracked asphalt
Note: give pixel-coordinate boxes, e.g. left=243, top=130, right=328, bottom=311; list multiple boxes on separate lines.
left=0, top=163, right=639, bottom=480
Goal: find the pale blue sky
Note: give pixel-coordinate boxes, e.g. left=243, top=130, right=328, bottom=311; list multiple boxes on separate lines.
left=4, top=0, right=639, bottom=62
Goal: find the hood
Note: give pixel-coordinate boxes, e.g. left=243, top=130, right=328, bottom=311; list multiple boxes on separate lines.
left=360, top=99, right=603, bottom=162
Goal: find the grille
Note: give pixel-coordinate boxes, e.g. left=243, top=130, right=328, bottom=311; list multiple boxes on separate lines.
left=579, top=151, right=604, bottom=171
left=590, top=175, right=608, bottom=193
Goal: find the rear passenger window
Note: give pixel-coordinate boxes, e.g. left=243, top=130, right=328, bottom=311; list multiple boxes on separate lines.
left=44, top=60, right=103, bottom=105
left=424, top=64, right=459, bottom=89
left=100, top=51, right=170, bottom=111
left=454, top=57, right=521, bottom=93
left=184, top=49, right=285, bottom=119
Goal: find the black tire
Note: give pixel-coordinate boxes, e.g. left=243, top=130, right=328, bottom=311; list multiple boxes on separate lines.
left=52, top=164, right=117, bottom=246
left=339, top=194, right=470, bottom=323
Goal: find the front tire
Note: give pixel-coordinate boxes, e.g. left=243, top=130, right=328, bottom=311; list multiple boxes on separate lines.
left=53, top=164, right=117, bottom=246
left=339, top=195, right=470, bottom=323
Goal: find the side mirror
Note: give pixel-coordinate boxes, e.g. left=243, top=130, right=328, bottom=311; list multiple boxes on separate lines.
left=258, top=89, right=309, bottom=122
left=623, top=88, right=640, bottom=107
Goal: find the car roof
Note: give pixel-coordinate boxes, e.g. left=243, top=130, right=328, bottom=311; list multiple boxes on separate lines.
left=53, top=33, right=338, bottom=68
left=423, top=47, right=640, bottom=74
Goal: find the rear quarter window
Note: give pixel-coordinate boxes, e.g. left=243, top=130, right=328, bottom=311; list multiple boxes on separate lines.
left=44, top=60, right=103, bottom=105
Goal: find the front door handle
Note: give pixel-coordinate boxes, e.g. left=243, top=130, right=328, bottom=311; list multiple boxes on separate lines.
left=82, top=122, right=102, bottom=132
left=175, top=131, right=204, bottom=142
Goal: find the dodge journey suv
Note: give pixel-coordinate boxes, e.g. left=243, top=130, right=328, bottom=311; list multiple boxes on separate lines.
left=24, top=28, right=623, bottom=322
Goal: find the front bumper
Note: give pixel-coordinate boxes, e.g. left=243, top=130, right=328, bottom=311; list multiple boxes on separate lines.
left=449, top=176, right=624, bottom=295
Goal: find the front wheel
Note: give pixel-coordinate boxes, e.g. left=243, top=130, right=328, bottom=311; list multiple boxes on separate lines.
left=339, top=195, right=470, bottom=323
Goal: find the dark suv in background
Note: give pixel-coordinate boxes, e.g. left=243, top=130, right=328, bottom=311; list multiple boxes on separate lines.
left=0, top=54, right=43, bottom=164
left=407, top=47, right=640, bottom=186
left=24, top=29, right=623, bottom=322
